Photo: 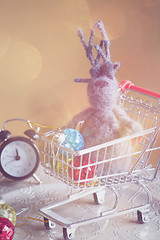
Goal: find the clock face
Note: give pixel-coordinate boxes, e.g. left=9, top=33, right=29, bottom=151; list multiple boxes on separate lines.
left=0, top=137, right=40, bottom=180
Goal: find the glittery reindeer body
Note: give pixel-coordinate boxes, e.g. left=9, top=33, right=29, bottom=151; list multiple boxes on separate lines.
left=68, top=21, right=142, bottom=172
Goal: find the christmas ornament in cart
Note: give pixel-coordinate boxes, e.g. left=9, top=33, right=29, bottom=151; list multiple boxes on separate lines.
left=38, top=20, right=160, bottom=239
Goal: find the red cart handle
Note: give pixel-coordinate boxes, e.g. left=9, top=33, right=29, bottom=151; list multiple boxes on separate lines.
left=119, top=80, right=160, bottom=99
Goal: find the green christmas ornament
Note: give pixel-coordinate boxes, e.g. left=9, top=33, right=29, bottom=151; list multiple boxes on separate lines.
left=0, top=204, right=16, bottom=226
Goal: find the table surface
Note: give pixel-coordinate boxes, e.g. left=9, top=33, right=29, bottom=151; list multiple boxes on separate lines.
left=0, top=165, right=160, bottom=240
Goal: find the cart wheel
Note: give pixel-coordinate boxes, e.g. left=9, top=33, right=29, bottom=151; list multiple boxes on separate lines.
left=137, top=210, right=149, bottom=224
left=44, top=217, right=56, bottom=230
left=93, top=189, right=105, bottom=205
left=63, top=228, right=75, bottom=240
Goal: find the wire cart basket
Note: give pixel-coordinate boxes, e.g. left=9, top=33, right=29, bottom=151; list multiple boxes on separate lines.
left=39, top=80, right=160, bottom=240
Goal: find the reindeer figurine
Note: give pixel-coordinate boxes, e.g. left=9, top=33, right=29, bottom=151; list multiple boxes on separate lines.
left=68, top=20, right=142, bottom=172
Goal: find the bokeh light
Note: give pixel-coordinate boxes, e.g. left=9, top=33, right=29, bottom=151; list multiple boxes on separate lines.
left=0, top=33, right=10, bottom=59
left=89, top=2, right=127, bottom=40
left=0, top=38, right=42, bottom=84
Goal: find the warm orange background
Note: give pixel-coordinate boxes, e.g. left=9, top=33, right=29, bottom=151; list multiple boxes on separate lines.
left=0, top=0, right=159, bottom=131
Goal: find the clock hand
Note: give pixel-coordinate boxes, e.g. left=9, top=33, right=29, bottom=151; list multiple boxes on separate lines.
left=15, top=149, right=20, bottom=160
left=6, top=155, right=16, bottom=158
left=5, top=160, right=15, bottom=166
left=5, top=150, right=21, bottom=166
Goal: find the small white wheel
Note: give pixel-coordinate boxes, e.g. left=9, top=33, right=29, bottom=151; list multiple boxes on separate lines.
left=137, top=210, right=149, bottom=224
left=44, top=217, right=56, bottom=230
left=93, top=189, right=105, bottom=205
left=63, top=228, right=75, bottom=240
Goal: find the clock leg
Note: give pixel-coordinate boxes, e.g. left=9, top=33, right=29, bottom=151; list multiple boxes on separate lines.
left=32, top=174, right=42, bottom=184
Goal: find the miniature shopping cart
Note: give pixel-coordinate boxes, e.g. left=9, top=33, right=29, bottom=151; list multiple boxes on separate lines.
left=38, top=80, right=160, bottom=240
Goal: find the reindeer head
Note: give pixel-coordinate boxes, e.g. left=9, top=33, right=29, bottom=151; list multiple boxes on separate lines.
left=75, top=20, right=120, bottom=112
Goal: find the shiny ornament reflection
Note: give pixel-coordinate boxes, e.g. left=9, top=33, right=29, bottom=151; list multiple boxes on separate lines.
left=0, top=217, right=15, bottom=240
left=61, top=128, right=84, bottom=151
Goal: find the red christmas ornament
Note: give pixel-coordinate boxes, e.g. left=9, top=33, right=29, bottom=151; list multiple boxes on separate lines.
left=0, top=217, right=15, bottom=240
left=69, top=154, right=95, bottom=184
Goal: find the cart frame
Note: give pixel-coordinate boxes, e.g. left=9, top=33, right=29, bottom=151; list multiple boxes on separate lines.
left=39, top=80, right=160, bottom=240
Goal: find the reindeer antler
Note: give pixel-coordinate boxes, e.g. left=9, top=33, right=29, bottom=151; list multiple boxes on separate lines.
left=75, top=26, right=97, bottom=83
left=74, top=20, right=120, bottom=83
left=95, top=20, right=111, bottom=61
left=78, top=20, right=113, bottom=68
left=78, top=28, right=95, bottom=66
left=94, top=20, right=120, bottom=71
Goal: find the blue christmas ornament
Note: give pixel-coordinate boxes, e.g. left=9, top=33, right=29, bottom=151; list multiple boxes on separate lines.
left=61, top=128, right=84, bottom=151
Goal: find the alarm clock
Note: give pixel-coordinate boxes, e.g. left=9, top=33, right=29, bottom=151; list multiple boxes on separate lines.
left=0, top=119, right=40, bottom=181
